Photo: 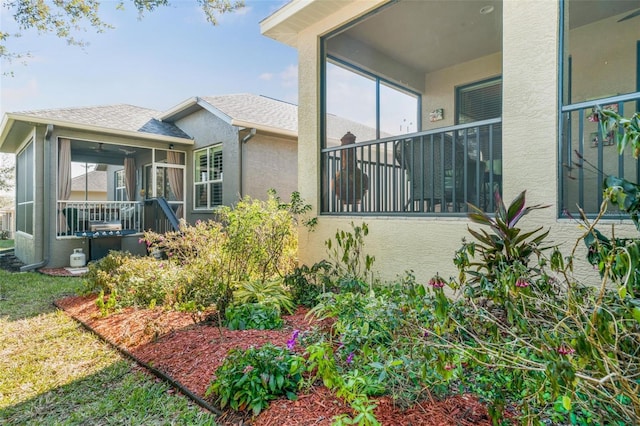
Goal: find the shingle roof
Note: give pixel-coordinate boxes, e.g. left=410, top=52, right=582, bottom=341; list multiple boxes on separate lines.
left=71, top=170, right=107, bottom=192
left=199, top=94, right=297, bottom=134
left=15, top=104, right=191, bottom=139
left=197, top=93, right=382, bottom=142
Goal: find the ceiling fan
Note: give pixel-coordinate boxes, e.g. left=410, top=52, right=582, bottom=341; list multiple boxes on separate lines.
left=119, top=147, right=136, bottom=155
left=618, top=9, right=640, bottom=22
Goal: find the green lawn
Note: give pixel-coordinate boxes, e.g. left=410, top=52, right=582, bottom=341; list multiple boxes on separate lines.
left=0, top=270, right=218, bottom=425
left=0, top=239, right=13, bottom=250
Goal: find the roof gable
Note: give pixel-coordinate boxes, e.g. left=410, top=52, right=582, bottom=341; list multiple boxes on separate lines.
left=10, top=104, right=191, bottom=139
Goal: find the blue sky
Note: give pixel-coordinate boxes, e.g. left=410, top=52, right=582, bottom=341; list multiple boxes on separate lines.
left=0, top=0, right=297, bottom=116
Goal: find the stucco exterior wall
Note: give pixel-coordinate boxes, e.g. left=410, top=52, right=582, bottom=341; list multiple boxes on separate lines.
left=243, top=134, right=298, bottom=201
left=173, top=109, right=240, bottom=223
left=423, top=52, right=502, bottom=130
left=293, top=0, right=635, bottom=285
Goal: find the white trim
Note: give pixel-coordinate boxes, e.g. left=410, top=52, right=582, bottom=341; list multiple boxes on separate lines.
left=2, top=113, right=194, bottom=145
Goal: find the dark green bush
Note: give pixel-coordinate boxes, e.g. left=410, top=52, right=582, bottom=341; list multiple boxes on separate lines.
left=206, top=344, right=305, bottom=416
left=225, top=303, right=283, bottom=330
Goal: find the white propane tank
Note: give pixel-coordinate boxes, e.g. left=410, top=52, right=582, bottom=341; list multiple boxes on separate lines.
left=70, top=248, right=86, bottom=268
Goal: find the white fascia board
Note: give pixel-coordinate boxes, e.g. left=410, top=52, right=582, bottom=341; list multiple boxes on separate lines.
left=4, top=113, right=194, bottom=145
left=231, top=119, right=297, bottom=139
left=0, top=114, right=13, bottom=149
left=158, top=97, right=200, bottom=121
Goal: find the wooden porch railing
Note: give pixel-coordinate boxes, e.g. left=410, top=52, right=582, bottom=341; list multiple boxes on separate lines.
left=56, top=200, right=143, bottom=236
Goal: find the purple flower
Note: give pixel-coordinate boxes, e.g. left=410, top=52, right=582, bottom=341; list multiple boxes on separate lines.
left=286, top=329, right=300, bottom=350
left=346, top=352, right=354, bottom=364
left=515, top=277, right=530, bottom=288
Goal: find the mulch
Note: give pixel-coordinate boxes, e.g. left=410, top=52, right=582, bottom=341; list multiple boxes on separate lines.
left=55, top=294, right=493, bottom=426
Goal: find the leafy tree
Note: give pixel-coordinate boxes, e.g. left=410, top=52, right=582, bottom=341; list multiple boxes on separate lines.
left=0, top=154, right=14, bottom=193
left=1, top=0, right=244, bottom=60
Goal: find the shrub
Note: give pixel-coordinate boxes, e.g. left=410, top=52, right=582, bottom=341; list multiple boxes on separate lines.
left=436, top=191, right=640, bottom=424
left=284, top=261, right=334, bottom=307
left=233, top=278, right=294, bottom=314
left=206, top=344, right=305, bottom=416
left=224, top=303, right=283, bottom=330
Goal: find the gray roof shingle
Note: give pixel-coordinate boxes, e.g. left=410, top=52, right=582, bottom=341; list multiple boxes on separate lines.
left=200, top=94, right=297, bottom=133
left=15, top=104, right=191, bottom=139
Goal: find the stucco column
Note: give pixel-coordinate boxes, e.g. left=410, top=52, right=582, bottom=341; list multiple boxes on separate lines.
left=502, top=0, right=559, bottom=222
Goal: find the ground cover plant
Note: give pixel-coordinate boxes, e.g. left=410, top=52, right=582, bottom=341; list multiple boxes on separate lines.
left=70, top=117, right=640, bottom=426
left=0, top=270, right=217, bottom=425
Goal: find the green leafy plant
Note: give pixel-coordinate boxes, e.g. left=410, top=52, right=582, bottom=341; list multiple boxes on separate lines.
left=325, top=222, right=376, bottom=293
left=284, top=260, right=333, bottom=307
left=233, top=278, right=294, bottom=314
left=455, top=190, right=553, bottom=308
left=95, top=289, right=118, bottom=317
left=206, top=344, right=305, bottom=416
left=224, top=303, right=283, bottom=330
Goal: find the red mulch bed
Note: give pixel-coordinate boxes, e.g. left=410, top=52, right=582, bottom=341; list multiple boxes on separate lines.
left=55, top=295, right=493, bottom=426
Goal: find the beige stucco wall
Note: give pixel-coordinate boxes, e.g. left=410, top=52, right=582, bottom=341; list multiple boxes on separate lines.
left=243, top=134, right=298, bottom=201
left=423, top=52, right=502, bottom=130
left=293, top=0, right=637, bottom=285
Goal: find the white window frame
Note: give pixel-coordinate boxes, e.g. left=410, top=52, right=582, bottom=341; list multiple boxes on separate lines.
left=194, top=144, right=223, bottom=210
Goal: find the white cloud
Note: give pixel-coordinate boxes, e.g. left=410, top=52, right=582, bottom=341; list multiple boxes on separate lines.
left=279, top=64, right=297, bottom=88
left=259, top=72, right=274, bottom=81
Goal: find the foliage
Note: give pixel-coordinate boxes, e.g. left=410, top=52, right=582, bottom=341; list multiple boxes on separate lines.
left=455, top=190, right=552, bottom=301
left=442, top=192, right=640, bottom=424
left=224, top=303, right=283, bottom=330
left=233, top=278, right=294, bottom=314
left=1, top=0, right=244, bottom=61
left=0, top=154, right=13, bottom=191
left=284, top=260, right=334, bottom=307
left=325, top=222, right=376, bottom=293
left=84, top=191, right=306, bottom=319
left=0, top=231, right=10, bottom=240
left=206, top=343, right=305, bottom=416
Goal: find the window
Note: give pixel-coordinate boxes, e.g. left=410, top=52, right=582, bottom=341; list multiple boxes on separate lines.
left=114, top=169, right=127, bottom=201
left=559, top=0, right=640, bottom=218
left=194, top=145, right=223, bottom=209
left=324, top=58, right=420, bottom=147
left=456, top=77, right=502, bottom=125
left=16, top=140, right=34, bottom=235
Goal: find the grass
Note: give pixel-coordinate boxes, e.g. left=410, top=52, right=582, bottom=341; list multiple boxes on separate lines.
left=0, top=239, right=13, bottom=250
left=0, top=270, right=218, bottom=425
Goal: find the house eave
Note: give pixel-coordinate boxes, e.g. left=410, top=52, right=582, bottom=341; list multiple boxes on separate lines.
left=0, top=113, right=194, bottom=153
left=157, top=97, right=201, bottom=122
left=260, top=0, right=354, bottom=46
left=231, top=119, right=297, bottom=139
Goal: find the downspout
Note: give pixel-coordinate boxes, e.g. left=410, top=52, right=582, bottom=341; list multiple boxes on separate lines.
left=20, top=124, right=53, bottom=272
left=238, top=128, right=256, bottom=198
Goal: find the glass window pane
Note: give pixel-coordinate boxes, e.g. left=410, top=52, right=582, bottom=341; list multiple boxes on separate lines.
left=195, top=183, right=208, bottom=209
left=380, top=83, right=419, bottom=136
left=326, top=61, right=377, bottom=147
left=564, top=0, right=639, bottom=104
left=211, top=182, right=222, bottom=206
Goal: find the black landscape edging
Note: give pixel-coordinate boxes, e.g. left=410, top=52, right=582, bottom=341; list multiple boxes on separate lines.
left=52, top=300, right=224, bottom=417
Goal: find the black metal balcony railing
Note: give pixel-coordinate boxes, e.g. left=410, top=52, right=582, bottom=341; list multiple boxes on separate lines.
left=322, top=119, right=502, bottom=215
left=560, top=93, right=640, bottom=218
